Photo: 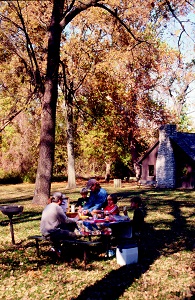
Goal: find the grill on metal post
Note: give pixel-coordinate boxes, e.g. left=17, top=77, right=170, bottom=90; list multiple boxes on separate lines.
left=0, top=205, right=23, bottom=244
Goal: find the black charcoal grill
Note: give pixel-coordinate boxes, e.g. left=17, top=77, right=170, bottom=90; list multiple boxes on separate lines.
left=0, top=205, right=23, bottom=244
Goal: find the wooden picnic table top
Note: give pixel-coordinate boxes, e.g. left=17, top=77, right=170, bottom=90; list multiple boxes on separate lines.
left=75, top=215, right=131, bottom=238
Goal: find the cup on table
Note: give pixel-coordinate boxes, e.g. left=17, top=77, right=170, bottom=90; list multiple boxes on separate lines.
left=71, top=204, right=75, bottom=213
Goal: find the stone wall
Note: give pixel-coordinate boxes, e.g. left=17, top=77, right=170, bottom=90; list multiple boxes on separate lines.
left=156, top=125, right=177, bottom=188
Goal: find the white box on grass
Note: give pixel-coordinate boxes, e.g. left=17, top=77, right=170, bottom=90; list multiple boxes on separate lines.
left=116, top=243, right=138, bottom=265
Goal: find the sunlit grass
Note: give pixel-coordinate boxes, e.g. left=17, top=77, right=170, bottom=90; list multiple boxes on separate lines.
left=0, top=182, right=194, bottom=299
left=125, top=251, right=193, bottom=300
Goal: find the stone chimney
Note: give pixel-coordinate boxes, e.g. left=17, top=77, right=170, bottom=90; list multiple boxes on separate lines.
left=156, top=124, right=177, bottom=188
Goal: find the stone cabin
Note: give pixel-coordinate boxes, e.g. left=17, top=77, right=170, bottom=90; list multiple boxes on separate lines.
left=137, top=124, right=195, bottom=189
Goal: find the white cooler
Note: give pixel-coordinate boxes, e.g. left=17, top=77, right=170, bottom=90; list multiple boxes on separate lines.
left=116, top=243, right=138, bottom=265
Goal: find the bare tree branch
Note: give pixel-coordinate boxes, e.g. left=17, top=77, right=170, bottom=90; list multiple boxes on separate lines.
left=14, top=1, right=44, bottom=93
left=0, top=109, right=23, bottom=132
left=185, top=0, right=195, bottom=9
left=0, top=88, right=37, bottom=132
left=60, top=0, right=145, bottom=44
left=95, top=3, right=144, bottom=43
left=165, top=0, right=194, bottom=46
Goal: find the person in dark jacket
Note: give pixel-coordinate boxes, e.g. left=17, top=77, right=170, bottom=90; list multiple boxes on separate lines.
left=75, top=187, right=89, bottom=209
left=130, top=196, right=144, bottom=236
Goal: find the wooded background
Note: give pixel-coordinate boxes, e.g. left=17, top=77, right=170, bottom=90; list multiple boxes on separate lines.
left=0, top=0, right=194, bottom=204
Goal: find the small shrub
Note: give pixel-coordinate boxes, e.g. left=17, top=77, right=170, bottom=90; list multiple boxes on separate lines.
left=0, top=172, right=23, bottom=184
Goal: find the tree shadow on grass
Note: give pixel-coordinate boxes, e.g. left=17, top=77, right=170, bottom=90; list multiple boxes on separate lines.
left=1, top=189, right=194, bottom=299
left=71, top=194, right=194, bottom=299
left=0, top=196, right=33, bottom=205
left=0, top=210, right=41, bottom=226
left=73, top=264, right=146, bottom=300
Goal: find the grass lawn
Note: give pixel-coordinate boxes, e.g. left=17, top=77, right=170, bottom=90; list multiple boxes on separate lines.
left=0, top=181, right=194, bottom=300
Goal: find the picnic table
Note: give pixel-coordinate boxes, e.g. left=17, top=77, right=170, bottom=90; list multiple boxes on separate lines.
left=28, top=214, right=132, bottom=269
left=75, top=214, right=132, bottom=252
left=75, top=215, right=131, bottom=238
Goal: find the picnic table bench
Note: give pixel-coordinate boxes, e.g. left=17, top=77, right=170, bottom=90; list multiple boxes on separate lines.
left=28, top=235, right=102, bottom=269
left=28, top=216, right=133, bottom=268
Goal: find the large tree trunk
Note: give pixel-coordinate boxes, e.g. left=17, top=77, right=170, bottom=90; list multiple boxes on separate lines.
left=65, top=82, right=76, bottom=189
left=33, top=0, right=65, bottom=205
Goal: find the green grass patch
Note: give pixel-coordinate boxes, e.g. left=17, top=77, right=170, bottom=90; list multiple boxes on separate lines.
left=0, top=182, right=194, bottom=299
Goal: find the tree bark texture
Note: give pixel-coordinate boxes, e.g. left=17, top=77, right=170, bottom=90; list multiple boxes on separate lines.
left=33, top=0, right=65, bottom=205
left=105, top=162, right=111, bottom=182
left=65, top=83, right=76, bottom=189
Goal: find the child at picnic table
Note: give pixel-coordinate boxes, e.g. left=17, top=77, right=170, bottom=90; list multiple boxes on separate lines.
left=124, top=196, right=144, bottom=237
left=104, top=194, right=119, bottom=215
left=75, top=187, right=89, bottom=210
left=91, top=194, right=119, bottom=217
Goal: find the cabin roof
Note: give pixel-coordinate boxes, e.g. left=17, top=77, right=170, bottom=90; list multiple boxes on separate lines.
left=138, top=140, right=159, bottom=163
left=138, top=132, right=195, bottom=163
left=171, top=133, right=195, bottom=161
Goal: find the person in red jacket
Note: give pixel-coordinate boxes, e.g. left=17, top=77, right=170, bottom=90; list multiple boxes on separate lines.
left=104, top=194, right=119, bottom=215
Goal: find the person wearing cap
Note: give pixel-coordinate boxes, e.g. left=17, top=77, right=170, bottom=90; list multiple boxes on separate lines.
left=40, top=192, right=78, bottom=242
left=81, top=179, right=107, bottom=214
left=75, top=187, right=89, bottom=210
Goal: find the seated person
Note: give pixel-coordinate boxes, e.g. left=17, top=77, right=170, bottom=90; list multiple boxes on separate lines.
left=104, top=194, right=119, bottom=215
left=81, top=179, right=107, bottom=214
left=40, top=192, right=78, bottom=254
left=124, top=196, right=144, bottom=236
left=92, top=194, right=119, bottom=216
left=47, top=192, right=69, bottom=213
left=75, top=187, right=89, bottom=210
